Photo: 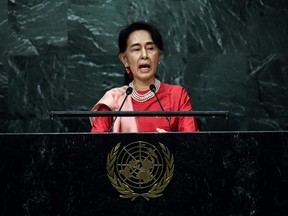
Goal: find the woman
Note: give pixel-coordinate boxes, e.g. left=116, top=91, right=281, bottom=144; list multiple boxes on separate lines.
left=90, top=21, right=198, bottom=132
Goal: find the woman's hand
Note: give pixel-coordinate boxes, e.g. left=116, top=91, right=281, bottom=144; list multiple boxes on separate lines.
left=156, top=128, right=167, bottom=132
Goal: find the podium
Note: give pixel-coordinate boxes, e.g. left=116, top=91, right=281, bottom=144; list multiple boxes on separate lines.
left=0, top=132, right=287, bottom=215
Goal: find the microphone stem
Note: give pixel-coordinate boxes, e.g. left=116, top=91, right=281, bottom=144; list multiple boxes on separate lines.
left=154, top=93, right=173, bottom=132
left=108, top=87, right=132, bottom=132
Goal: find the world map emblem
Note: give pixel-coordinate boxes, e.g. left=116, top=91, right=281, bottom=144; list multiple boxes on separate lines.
left=106, top=141, right=175, bottom=201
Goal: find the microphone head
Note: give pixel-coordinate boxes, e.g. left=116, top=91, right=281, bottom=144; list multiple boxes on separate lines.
left=126, top=87, right=133, bottom=95
left=149, top=84, right=156, bottom=92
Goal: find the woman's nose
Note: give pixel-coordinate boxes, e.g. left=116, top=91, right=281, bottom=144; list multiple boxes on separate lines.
left=141, top=48, right=148, bottom=59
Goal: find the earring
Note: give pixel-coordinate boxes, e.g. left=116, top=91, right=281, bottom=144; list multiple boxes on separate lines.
left=126, top=67, right=134, bottom=79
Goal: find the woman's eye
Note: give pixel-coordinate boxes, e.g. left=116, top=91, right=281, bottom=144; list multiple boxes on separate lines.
left=132, top=48, right=140, bottom=52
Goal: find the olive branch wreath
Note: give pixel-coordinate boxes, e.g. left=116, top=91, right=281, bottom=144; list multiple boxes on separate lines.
left=106, top=142, right=174, bottom=201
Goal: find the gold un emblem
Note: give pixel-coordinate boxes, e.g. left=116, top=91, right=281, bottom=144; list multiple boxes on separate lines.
left=106, top=141, right=175, bottom=201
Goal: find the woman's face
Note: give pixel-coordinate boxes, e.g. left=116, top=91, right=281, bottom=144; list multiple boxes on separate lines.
left=119, top=30, right=161, bottom=83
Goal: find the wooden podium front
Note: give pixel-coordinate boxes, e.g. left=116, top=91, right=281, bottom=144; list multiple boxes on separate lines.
left=0, top=132, right=287, bottom=216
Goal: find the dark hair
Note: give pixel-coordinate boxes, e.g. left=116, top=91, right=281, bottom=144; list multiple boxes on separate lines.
left=118, top=21, right=163, bottom=85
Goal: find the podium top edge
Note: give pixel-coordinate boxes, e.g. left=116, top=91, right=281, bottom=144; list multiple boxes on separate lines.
left=49, top=111, right=230, bottom=118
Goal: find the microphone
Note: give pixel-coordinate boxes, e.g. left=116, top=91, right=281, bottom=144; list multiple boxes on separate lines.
left=108, top=87, right=133, bottom=132
left=149, top=84, right=173, bottom=131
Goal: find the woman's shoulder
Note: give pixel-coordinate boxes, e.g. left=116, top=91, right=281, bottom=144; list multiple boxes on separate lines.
left=160, top=82, right=186, bottom=94
left=91, top=85, right=128, bottom=111
left=105, top=85, right=128, bottom=97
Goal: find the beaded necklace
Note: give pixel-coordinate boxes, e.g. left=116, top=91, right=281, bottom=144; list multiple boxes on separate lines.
left=129, top=79, right=161, bottom=102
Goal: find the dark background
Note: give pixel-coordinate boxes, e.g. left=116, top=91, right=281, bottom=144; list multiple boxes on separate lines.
left=0, top=0, right=288, bottom=133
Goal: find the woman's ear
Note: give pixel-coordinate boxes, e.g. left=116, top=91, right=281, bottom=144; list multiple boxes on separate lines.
left=159, top=54, right=163, bottom=64
left=119, top=53, right=128, bottom=67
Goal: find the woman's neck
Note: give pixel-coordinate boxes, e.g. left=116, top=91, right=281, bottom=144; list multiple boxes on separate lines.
left=133, top=78, right=156, bottom=91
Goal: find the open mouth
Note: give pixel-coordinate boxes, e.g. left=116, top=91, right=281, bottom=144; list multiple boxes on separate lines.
left=139, top=64, right=151, bottom=72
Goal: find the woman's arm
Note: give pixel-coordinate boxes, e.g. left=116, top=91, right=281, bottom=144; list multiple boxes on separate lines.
left=91, top=104, right=112, bottom=132
left=177, top=88, right=199, bottom=132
